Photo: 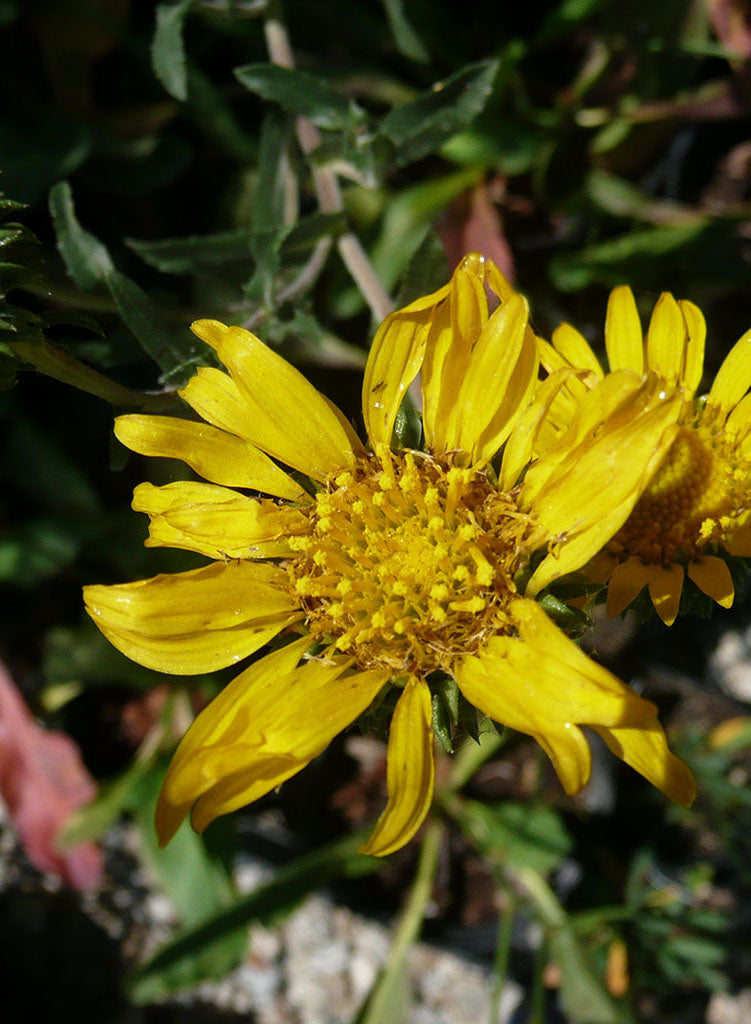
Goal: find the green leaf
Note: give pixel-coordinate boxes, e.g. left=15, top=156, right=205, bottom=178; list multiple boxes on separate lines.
left=394, top=229, right=449, bottom=306
left=382, top=0, right=429, bottom=63
left=49, top=181, right=114, bottom=290
left=378, top=59, right=499, bottom=167
left=549, top=222, right=709, bottom=291
left=104, top=269, right=209, bottom=384
left=128, top=765, right=246, bottom=999
left=234, top=64, right=363, bottom=130
left=186, top=65, right=258, bottom=163
left=151, top=0, right=195, bottom=102
left=244, top=112, right=294, bottom=306
left=129, top=831, right=379, bottom=1001
left=57, top=757, right=154, bottom=849
left=392, top=393, right=422, bottom=449
left=458, top=800, right=572, bottom=875
left=0, top=519, right=79, bottom=587
left=6, top=414, right=100, bottom=518
left=0, top=111, right=91, bottom=205
left=282, top=211, right=347, bottom=255
left=127, top=230, right=253, bottom=274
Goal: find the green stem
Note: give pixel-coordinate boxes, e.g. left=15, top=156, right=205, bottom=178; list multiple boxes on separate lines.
left=446, top=728, right=505, bottom=794
left=490, top=892, right=516, bottom=1023
left=529, top=936, right=548, bottom=1024
left=359, top=821, right=443, bottom=1024
left=11, top=338, right=177, bottom=410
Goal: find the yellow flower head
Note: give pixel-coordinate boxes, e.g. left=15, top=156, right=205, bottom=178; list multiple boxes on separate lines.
left=84, top=255, right=695, bottom=856
left=542, top=286, right=751, bottom=625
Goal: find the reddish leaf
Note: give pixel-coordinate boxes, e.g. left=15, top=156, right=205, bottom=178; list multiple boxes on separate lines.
left=437, top=178, right=516, bottom=283
left=0, top=660, right=103, bottom=890
left=706, top=0, right=751, bottom=60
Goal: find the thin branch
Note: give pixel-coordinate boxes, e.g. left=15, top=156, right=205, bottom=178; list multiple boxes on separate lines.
left=262, top=7, right=394, bottom=323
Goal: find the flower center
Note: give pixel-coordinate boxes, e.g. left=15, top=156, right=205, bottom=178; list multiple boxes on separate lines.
left=609, top=405, right=751, bottom=565
left=288, top=449, right=533, bottom=674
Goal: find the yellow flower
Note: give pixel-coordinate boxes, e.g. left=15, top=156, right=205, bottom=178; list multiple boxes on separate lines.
left=542, top=286, right=751, bottom=625
left=84, top=255, right=695, bottom=856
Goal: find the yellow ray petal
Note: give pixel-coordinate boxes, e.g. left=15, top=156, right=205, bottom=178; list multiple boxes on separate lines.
left=132, top=481, right=308, bottom=560
left=422, top=254, right=488, bottom=452
left=726, top=515, right=751, bottom=557
left=687, top=556, right=734, bottom=609
left=465, top=322, right=539, bottom=469
left=442, top=294, right=533, bottom=463
left=359, top=677, right=435, bottom=857
left=187, top=664, right=389, bottom=835
left=114, top=414, right=305, bottom=500
left=524, top=386, right=681, bottom=594
left=725, top=393, right=751, bottom=442
left=677, top=300, right=706, bottom=395
left=593, top=722, right=696, bottom=806
left=145, top=519, right=293, bottom=559
left=85, top=560, right=292, bottom=635
left=707, top=327, right=751, bottom=415
left=536, top=724, right=592, bottom=795
left=457, top=598, right=683, bottom=800
left=362, top=301, right=438, bottom=449
left=521, top=370, right=644, bottom=504
left=455, top=635, right=596, bottom=794
left=509, top=598, right=659, bottom=719
left=499, top=370, right=573, bottom=490
left=645, top=292, right=685, bottom=384
left=605, top=285, right=644, bottom=374
left=606, top=557, right=658, bottom=617
left=485, top=259, right=517, bottom=303
left=191, top=319, right=355, bottom=480
left=587, top=550, right=618, bottom=584
left=456, top=601, right=657, bottom=733
left=180, top=366, right=262, bottom=440
left=92, top=614, right=300, bottom=676
left=84, top=561, right=300, bottom=672
left=647, top=563, right=684, bottom=626
left=551, top=322, right=604, bottom=377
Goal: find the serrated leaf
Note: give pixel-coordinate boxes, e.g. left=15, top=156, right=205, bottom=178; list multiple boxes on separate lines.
left=378, top=59, right=499, bottom=167
left=431, top=680, right=457, bottom=755
left=0, top=196, right=27, bottom=218
left=234, top=63, right=363, bottom=130
left=151, top=0, right=194, bottom=102
left=49, top=181, right=114, bottom=289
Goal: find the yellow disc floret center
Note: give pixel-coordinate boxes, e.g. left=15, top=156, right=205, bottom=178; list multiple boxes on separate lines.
left=288, top=448, right=533, bottom=674
left=610, top=406, right=751, bottom=565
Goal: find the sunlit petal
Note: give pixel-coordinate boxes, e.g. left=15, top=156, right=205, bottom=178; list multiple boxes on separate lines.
left=359, top=677, right=435, bottom=857
left=114, top=414, right=306, bottom=501
left=605, top=285, right=643, bottom=373
left=191, top=319, right=355, bottom=480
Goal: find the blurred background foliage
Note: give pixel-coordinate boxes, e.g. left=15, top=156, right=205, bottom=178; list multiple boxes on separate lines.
left=2, top=1, right=751, bottom=1022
